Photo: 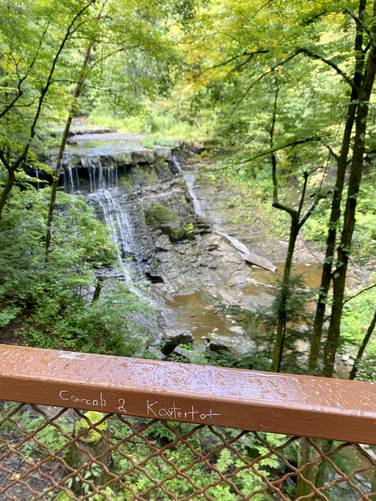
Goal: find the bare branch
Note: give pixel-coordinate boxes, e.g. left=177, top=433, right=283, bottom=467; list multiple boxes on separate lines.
left=349, top=308, right=376, bottom=379
left=250, top=0, right=275, bottom=21
left=89, top=45, right=141, bottom=70
left=322, top=143, right=340, bottom=162
left=240, top=136, right=320, bottom=164
left=235, top=51, right=303, bottom=107
left=344, top=283, right=376, bottom=306
left=0, top=150, right=10, bottom=170
left=204, top=49, right=269, bottom=73
left=0, top=22, right=50, bottom=120
left=13, top=0, right=96, bottom=170
left=234, top=46, right=353, bottom=109
left=299, top=190, right=327, bottom=228
left=297, top=171, right=309, bottom=218
left=345, top=7, right=371, bottom=40
left=298, top=48, right=354, bottom=87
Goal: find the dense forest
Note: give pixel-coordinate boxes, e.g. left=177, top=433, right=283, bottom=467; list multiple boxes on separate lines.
left=0, top=1, right=376, bottom=499
left=0, top=0, right=375, bottom=378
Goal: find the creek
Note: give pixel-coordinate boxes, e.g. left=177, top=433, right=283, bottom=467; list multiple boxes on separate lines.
left=56, top=129, right=324, bottom=359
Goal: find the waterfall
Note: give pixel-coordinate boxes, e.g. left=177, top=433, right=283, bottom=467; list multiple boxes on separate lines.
left=172, top=155, right=276, bottom=272
left=64, top=156, right=140, bottom=284
left=35, top=169, right=40, bottom=189
left=64, top=163, right=77, bottom=193
left=87, top=187, right=138, bottom=283
left=171, top=155, right=205, bottom=217
left=87, top=161, right=118, bottom=193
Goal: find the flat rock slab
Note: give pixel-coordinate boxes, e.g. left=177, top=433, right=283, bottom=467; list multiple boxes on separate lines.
left=215, top=230, right=277, bottom=273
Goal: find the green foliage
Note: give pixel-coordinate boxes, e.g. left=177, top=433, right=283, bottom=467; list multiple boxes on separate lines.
left=340, top=284, right=376, bottom=380
left=0, top=305, right=21, bottom=328
left=0, top=188, right=149, bottom=356
left=88, top=98, right=206, bottom=147
left=74, top=412, right=108, bottom=444
left=304, top=168, right=376, bottom=263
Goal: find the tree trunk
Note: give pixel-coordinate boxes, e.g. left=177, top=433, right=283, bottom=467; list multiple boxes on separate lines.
left=324, top=31, right=376, bottom=377
left=295, top=438, right=322, bottom=499
left=0, top=168, right=16, bottom=222
left=349, top=309, right=376, bottom=380
left=272, top=216, right=299, bottom=372
left=45, top=43, right=93, bottom=258
left=308, top=0, right=367, bottom=374
left=92, top=277, right=104, bottom=304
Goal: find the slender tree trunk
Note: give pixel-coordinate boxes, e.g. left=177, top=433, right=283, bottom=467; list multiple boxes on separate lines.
left=272, top=217, right=299, bottom=372
left=268, top=83, right=322, bottom=372
left=308, top=0, right=367, bottom=374
left=0, top=0, right=95, bottom=224
left=45, top=43, right=93, bottom=258
left=0, top=167, right=16, bottom=221
left=92, top=277, right=104, bottom=304
left=324, top=27, right=376, bottom=377
left=349, top=309, right=376, bottom=379
left=295, top=438, right=322, bottom=499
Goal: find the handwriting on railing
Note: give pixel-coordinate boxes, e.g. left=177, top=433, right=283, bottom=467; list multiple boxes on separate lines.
left=58, top=390, right=222, bottom=422
left=1, top=345, right=375, bottom=443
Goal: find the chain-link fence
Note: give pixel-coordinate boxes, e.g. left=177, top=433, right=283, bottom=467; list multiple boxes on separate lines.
left=0, top=401, right=375, bottom=500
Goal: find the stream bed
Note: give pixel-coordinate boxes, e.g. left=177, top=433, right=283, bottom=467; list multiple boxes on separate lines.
left=58, top=130, right=325, bottom=358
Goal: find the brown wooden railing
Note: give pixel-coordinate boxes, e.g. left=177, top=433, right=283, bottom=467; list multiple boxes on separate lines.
left=0, top=344, right=375, bottom=500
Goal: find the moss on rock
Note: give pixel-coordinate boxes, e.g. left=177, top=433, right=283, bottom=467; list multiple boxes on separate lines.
left=144, top=204, right=195, bottom=242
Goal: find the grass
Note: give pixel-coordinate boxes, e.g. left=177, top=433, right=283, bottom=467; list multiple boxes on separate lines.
left=87, top=99, right=209, bottom=148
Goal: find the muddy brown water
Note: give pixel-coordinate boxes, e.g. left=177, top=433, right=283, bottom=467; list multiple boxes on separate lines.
left=244, top=261, right=323, bottom=293
left=163, top=262, right=323, bottom=344
left=163, top=291, right=234, bottom=343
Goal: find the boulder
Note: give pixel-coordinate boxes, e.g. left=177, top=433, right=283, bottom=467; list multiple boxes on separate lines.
left=228, top=325, right=245, bottom=335
left=207, top=341, right=231, bottom=354
left=208, top=333, right=256, bottom=356
left=113, top=152, right=133, bottom=166
left=161, top=330, right=193, bottom=355
left=155, top=147, right=172, bottom=161
left=171, top=346, right=196, bottom=363
left=144, top=204, right=195, bottom=242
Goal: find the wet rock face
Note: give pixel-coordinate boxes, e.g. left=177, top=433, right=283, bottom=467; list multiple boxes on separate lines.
left=144, top=204, right=195, bottom=242
left=63, top=152, right=263, bottom=300
left=56, top=134, right=277, bottom=307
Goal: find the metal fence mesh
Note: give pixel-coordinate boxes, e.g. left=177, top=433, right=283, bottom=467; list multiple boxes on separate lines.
left=0, top=401, right=375, bottom=500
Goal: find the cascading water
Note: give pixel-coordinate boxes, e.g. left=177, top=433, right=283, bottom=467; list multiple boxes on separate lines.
left=172, top=155, right=277, bottom=272
left=63, top=157, right=140, bottom=284
left=171, top=155, right=205, bottom=218
left=35, top=168, right=40, bottom=189
left=62, top=149, right=162, bottom=347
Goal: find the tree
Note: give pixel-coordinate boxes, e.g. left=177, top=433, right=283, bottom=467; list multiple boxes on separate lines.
left=308, top=0, right=368, bottom=374
left=245, top=81, right=325, bottom=372
left=323, top=0, right=376, bottom=376
left=44, top=0, right=178, bottom=256
left=45, top=0, right=107, bottom=258
left=0, top=0, right=96, bottom=220
left=182, top=0, right=376, bottom=375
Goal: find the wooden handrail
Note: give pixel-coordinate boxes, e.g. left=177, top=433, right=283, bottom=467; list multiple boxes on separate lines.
left=0, top=344, right=375, bottom=444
